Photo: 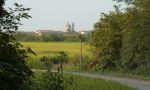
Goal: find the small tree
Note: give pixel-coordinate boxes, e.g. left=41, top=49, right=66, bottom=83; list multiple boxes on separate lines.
left=40, top=51, right=73, bottom=90
left=90, top=10, right=124, bottom=71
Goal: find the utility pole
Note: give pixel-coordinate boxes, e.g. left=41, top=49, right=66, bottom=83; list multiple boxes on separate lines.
left=80, top=31, right=85, bottom=65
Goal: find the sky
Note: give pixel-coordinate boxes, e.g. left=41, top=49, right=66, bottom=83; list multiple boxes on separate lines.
left=6, top=0, right=116, bottom=32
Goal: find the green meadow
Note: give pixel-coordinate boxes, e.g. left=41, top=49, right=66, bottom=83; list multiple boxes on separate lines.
left=22, top=42, right=90, bottom=57
left=22, top=42, right=91, bottom=70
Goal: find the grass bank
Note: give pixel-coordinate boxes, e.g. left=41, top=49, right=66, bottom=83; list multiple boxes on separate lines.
left=67, top=74, right=137, bottom=90
left=27, top=71, right=137, bottom=90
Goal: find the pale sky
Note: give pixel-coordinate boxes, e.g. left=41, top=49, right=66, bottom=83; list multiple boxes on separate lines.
left=6, top=0, right=116, bottom=32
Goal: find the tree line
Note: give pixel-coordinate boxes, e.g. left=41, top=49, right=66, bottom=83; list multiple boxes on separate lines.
left=14, top=32, right=90, bottom=42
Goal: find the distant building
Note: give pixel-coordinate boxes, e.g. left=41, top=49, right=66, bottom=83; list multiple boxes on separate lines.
left=64, top=22, right=75, bottom=32
left=35, top=22, right=76, bottom=35
left=36, top=30, right=63, bottom=35
left=16, top=31, right=35, bottom=35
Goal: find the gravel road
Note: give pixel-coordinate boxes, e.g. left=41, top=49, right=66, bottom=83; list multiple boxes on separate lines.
left=70, top=72, right=150, bottom=90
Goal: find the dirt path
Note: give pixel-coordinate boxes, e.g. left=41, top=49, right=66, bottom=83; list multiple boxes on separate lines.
left=32, top=69, right=150, bottom=90
left=70, top=72, right=150, bottom=90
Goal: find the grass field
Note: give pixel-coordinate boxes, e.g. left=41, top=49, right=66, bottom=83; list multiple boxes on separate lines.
left=22, top=42, right=91, bottom=70
left=22, top=42, right=90, bottom=57
left=22, top=42, right=137, bottom=90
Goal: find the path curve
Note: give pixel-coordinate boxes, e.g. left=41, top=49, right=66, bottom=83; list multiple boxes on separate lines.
left=32, top=69, right=150, bottom=90
left=70, top=72, right=150, bottom=90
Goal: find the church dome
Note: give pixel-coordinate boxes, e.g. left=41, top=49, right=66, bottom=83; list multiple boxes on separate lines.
left=64, top=22, right=71, bottom=32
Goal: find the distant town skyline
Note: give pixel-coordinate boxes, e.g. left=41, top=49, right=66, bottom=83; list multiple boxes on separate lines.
left=6, top=0, right=116, bottom=32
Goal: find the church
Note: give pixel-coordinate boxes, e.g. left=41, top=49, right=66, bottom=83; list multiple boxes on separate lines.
left=36, top=22, right=76, bottom=35
left=64, top=22, right=75, bottom=32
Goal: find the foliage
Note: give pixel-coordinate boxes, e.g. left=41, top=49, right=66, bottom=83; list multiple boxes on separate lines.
left=90, top=10, right=125, bottom=71
left=14, top=32, right=90, bottom=42
left=42, top=34, right=65, bottom=42
left=38, top=52, right=72, bottom=90
left=90, top=0, right=150, bottom=75
left=120, top=2, right=150, bottom=75
left=40, top=72, right=73, bottom=90
left=20, top=52, right=73, bottom=90
left=0, top=2, right=34, bottom=90
left=40, top=51, right=68, bottom=72
left=40, top=52, right=73, bottom=90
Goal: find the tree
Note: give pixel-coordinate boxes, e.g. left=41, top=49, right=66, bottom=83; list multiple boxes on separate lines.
left=120, top=1, right=150, bottom=75
left=90, top=0, right=150, bottom=75
left=90, top=9, right=125, bottom=71
left=0, top=2, right=34, bottom=90
left=40, top=52, right=72, bottom=90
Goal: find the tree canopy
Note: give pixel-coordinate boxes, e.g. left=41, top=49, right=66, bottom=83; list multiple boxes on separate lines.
left=90, top=0, right=150, bottom=75
left=0, top=1, right=34, bottom=90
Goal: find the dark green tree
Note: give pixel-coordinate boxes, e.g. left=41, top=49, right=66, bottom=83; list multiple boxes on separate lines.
left=90, top=9, right=125, bottom=71
left=40, top=52, right=72, bottom=90
left=120, top=0, right=150, bottom=75
left=0, top=1, right=34, bottom=90
left=90, top=0, right=150, bottom=75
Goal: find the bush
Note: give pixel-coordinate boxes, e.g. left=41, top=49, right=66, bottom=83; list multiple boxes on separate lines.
left=21, top=52, right=73, bottom=90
